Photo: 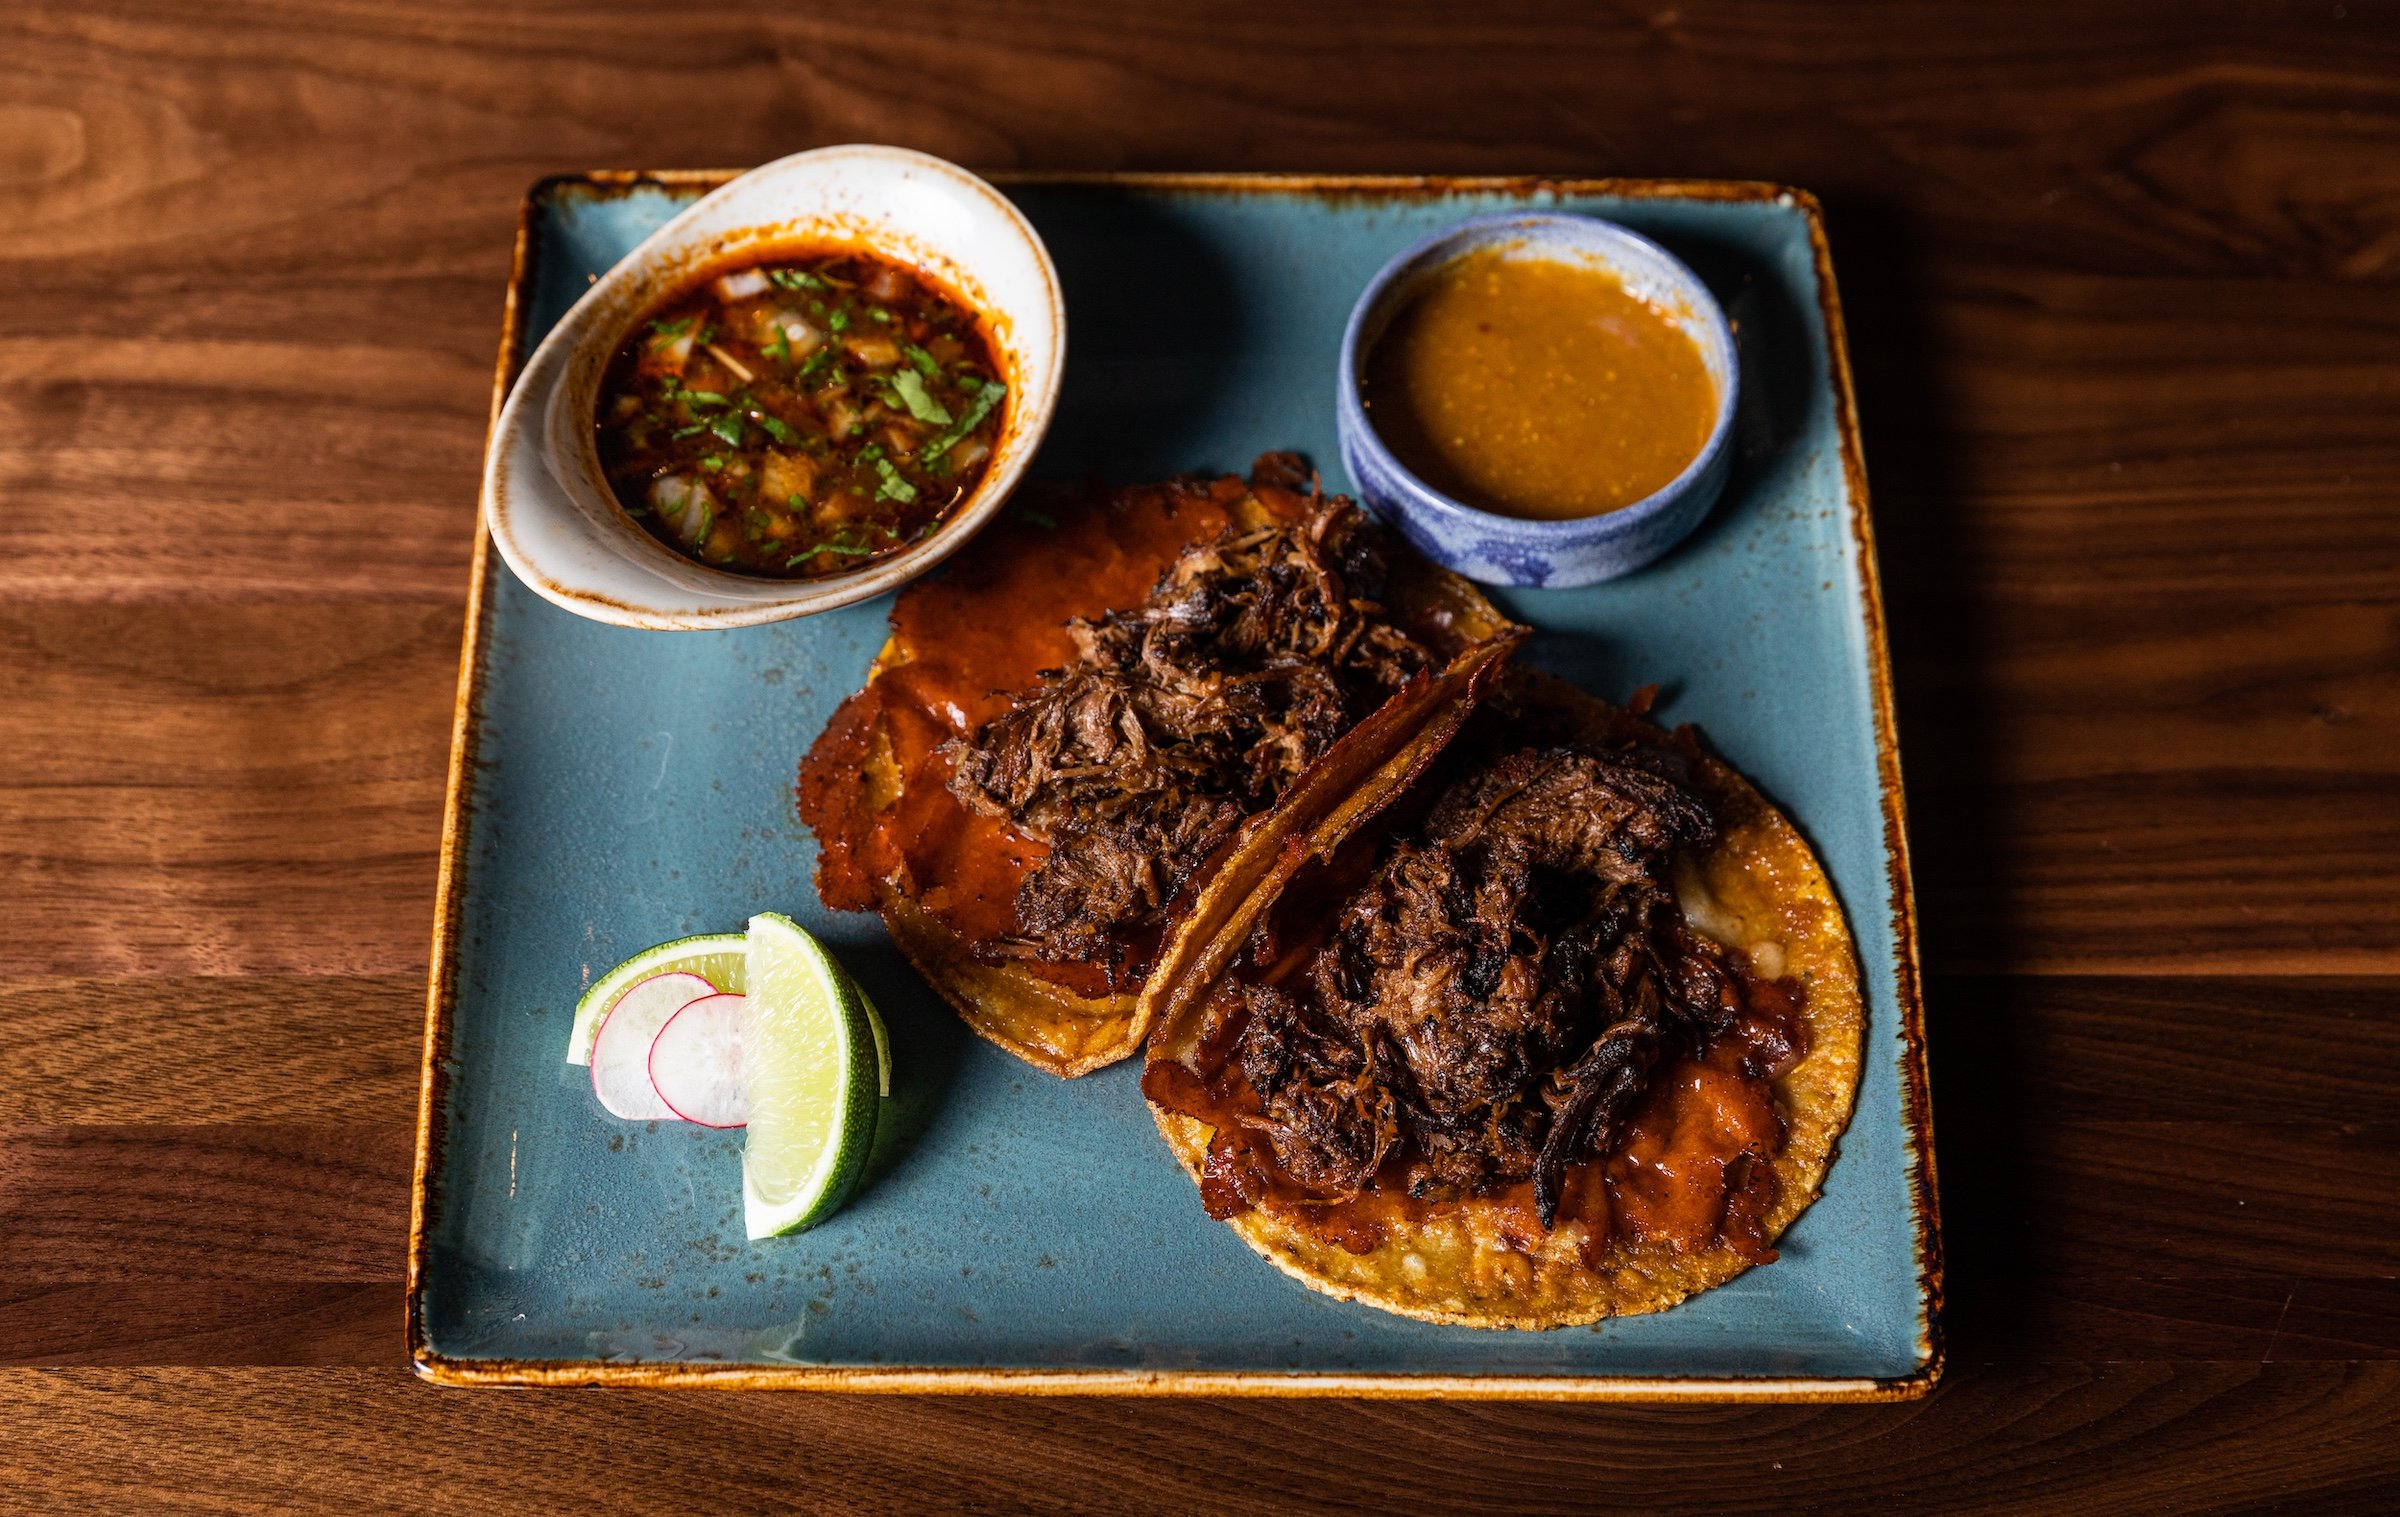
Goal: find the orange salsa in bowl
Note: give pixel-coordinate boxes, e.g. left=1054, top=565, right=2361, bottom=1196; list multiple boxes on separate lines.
left=594, top=248, right=1008, bottom=579
left=1333, top=212, right=1740, bottom=587
left=1359, top=246, right=1718, bottom=522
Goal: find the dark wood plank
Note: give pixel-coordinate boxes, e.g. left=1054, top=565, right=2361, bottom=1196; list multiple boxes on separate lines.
left=0, top=1365, right=2395, bottom=1515
left=0, top=604, right=456, bottom=976
left=1929, top=975, right=2400, bottom=1126
left=1932, top=976, right=2400, bottom=1362
left=1857, top=263, right=2400, bottom=974
left=1967, top=1119, right=2399, bottom=1280
left=1930, top=976, right=2400, bottom=1300
left=0, top=977, right=424, bottom=1124
left=0, top=1285, right=396, bottom=1368
left=0, top=1126, right=410, bottom=1284
left=1952, top=1277, right=2400, bottom=1366
left=0, top=328, right=492, bottom=602
left=3, top=4, right=2396, bottom=273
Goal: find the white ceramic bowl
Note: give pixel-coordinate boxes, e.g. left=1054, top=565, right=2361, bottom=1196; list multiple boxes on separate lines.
left=483, top=146, right=1065, bottom=629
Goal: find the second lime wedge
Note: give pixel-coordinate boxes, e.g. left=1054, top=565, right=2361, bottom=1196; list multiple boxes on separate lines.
left=567, top=931, right=747, bottom=1066
left=741, top=913, right=885, bottom=1240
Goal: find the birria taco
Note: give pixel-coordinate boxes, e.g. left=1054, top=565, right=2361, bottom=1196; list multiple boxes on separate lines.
left=1138, top=670, right=1864, bottom=1326
left=798, top=454, right=1523, bottom=1076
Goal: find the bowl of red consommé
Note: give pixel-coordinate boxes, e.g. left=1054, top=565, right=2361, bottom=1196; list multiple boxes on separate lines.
left=484, top=146, right=1065, bottom=629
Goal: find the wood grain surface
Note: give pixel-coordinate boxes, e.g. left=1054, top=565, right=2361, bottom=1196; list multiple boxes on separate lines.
left=2, top=1, right=2395, bottom=1510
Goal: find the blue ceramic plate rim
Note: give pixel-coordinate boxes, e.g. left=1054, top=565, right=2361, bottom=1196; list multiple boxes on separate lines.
left=407, top=171, right=1942, bottom=1399
left=1334, top=210, right=1741, bottom=564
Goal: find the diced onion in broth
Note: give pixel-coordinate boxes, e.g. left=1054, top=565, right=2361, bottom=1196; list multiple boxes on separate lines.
left=644, top=332, right=694, bottom=377
left=711, top=268, right=772, bottom=301
left=766, top=308, right=823, bottom=357
left=648, top=475, right=719, bottom=543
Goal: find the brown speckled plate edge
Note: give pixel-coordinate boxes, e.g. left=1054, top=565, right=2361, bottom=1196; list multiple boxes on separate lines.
left=406, top=171, right=1941, bottom=1400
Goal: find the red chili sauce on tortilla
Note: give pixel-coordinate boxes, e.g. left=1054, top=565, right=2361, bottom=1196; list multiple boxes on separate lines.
left=1147, top=962, right=1807, bottom=1267
left=799, top=474, right=1315, bottom=994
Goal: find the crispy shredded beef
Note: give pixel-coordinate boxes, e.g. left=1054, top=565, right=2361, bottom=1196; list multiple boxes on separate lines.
left=944, top=491, right=1433, bottom=965
left=1229, top=748, right=1748, bottom=1226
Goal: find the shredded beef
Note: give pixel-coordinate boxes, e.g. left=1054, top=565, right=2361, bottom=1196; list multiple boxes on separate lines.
left=1231, top=747, right=1747, bottom=1225
left=945, top=489, right=1433, bottom=965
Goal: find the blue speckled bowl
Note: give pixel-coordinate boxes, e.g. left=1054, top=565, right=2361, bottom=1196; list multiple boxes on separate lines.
left=1336, top=212, right=1739, bottom=587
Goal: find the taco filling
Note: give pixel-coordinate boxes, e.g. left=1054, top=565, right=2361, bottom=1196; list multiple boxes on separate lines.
left=944, top=493, right=1437, bottom=970
left=798, top=454, right=1521, bottom=1077
left=1148, top=733, right=1812, bottom=1268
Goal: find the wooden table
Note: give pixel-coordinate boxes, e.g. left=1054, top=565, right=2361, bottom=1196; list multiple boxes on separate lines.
left=4, top=2, right=2394, bottom=1509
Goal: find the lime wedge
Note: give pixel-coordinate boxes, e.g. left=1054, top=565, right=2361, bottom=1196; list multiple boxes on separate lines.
left=566, top=932, right=747, bottom=1066
left=742, top=913, right=884, bottom=1239
left=862, top=988, right=892, bottom=1100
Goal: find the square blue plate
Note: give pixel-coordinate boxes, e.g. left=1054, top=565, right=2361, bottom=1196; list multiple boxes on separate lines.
left=408, top=173, right=1941, bottom=1398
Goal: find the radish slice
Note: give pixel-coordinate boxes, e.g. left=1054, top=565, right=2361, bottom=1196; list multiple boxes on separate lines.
left=649, top=993, right=749, bottom=1128
left=590, top=971, right=714, bottom=1120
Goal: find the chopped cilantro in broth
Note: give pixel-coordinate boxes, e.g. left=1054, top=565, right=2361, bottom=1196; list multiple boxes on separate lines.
left=595, top=249, right=1008, bottom=577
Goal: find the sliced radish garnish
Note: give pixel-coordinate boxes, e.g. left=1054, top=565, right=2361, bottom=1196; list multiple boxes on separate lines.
left=590, top=971, right=714, bottom=1120
left=649, top=993, right=749, bottom=1128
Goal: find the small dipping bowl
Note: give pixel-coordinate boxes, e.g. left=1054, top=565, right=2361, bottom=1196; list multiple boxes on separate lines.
left=1337, top=212, right=1737, bottom=588
left=484, top=145, right=1065, bottom=629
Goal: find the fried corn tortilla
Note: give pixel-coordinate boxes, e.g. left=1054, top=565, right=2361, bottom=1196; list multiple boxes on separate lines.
left=798, top=455, right=1519, bottom=1077
left=1140, top=671, right=1864, bottom=1326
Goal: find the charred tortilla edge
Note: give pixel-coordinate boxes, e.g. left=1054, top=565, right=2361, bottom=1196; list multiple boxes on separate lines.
left=847, top=634, right=1141, bottom=1079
